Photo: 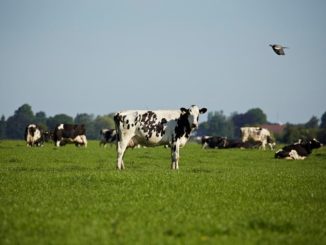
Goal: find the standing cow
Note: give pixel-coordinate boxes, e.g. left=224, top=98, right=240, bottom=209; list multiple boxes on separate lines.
left=99, top=129, right=117, bottom=147
left=114, top=105, right=207, bottom=170
left=53, top=124, right=87, bottom=147
left=25, top=124, right=45, bottom=147
left=240, top=127, right=275, bottom=150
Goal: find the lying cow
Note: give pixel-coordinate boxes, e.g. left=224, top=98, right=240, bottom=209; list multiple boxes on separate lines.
left=202, top=136, right=227, bottom=149
left=99, top=129, right=117, bottom=147
left=275, top=138, right=322, bottom=160
left=202, top=136, right=262, bottom=149
left=53, top=124, right=87, bottom=147
left=114, top=105, right=207, bottom=170
left=25, top=124, right=45, bottom=147
left=240, top=127, right=275, bottom=150
left=226, top=138, right=263, bottom=149
left=240, top=139, right=263, bottom=149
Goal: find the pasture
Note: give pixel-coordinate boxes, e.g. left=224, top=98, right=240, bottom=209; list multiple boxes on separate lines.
left=0, top=140, right=326, bottom=245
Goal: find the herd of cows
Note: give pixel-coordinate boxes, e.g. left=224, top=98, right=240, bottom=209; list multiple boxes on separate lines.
left=24, top=105, right=322, bottom=169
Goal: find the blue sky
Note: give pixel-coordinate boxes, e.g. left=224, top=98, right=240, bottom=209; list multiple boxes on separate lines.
left=1, top=0, right=325, bottom=124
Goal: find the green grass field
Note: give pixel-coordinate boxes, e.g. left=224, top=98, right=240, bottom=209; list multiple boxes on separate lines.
left=1, top=140, right=326, bottom=245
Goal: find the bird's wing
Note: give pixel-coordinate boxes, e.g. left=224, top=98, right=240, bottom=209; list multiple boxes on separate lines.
left=278, top=49, right=285, bottom=55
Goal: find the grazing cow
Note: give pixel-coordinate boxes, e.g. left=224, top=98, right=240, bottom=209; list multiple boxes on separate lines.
left=53, top=124, right=87, bottom=147
left=99, top=129, right=117, bottom=147
left=240, top=127, right=275, bottom=150
left=275, top=138, right=322, bottom=160
left=114, top=105, right=207, bottom=170
left=202, top=136, right=227, bottom=149
left=25, top=124, right=45, bottom=147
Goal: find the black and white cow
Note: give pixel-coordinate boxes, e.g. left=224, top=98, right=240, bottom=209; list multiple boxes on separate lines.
left=114, top=105, right=207, bottom=170
left=275, top=138, right=322, bottom=160
left=53, top=124, right=87, bottom=147
left=99, top=129, right=117, bottom=147
left=202, top=136, right=262, bottom=149
left=201, top=136, right=228, bottom=149
left=24, top=124, right=45, bottom=147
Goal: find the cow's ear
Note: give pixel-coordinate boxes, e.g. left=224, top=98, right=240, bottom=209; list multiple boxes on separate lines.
left=199, top=108, right=207, bottom=114
left=180, top=108, right=188, bottom=114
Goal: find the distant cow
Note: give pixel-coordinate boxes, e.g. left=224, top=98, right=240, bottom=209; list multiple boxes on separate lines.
left=53, top=124, right=87, bottom=147
left=202, top=136, right=227, bottom=149
left=99, top=129, right=117, bottom=147
left=114, top=105, right=207, bottom=170
left=202, top=136, right=262, bottom=149
left=275, top=138, right=322, bottom=160
left=240, top=127, right=275, bottom=150
left=25, top=124, right=45, bottom=147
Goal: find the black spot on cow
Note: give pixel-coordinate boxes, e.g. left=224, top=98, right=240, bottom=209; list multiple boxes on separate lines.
left=174, top=110, right=191, bottom=140
left=138, top=111, right=166, bottom=139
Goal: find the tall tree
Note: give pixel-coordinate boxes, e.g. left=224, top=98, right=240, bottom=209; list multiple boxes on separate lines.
left=304, top=116, right=319, bottom=129
left=282, top=123, right=318, bottom=144
left=74, top=113, right=96, bottom=139
left=94, top=115, right=115, bottom=129
left=244, top=108, right=267, bottom=125
left=231, top=108, right=267, bottom=137
left=46, top=114, right=74, bottom=130
left=5, top=104, right=35, bottom=139
left=320, top=111, right=326, bottom=129
left=34, top=111, right=48, bottom=129
left=318, top=111, right=326, bottom=144
left=0, top=115, right=6, bottom=139
left=198, top=111, right=234, bottom=137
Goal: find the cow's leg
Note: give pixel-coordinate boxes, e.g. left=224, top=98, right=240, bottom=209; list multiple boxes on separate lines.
left=116, top=139, right=129, bottom=170
left=56, top=141, right=61, bottom=147
left=171, top=141, right=180, bottom=170
left=202, top=142, right=208, bottom=149
left=268, top=143, right=272, bottom=150
left=269, top=143, right=275, bottom=150
left=82, top=135, right=87, bottom=147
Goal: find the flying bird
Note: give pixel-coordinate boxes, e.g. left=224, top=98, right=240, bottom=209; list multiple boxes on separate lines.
left=269, top=44, right=288, bottom=55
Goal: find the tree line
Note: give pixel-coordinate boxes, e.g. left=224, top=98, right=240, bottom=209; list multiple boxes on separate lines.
left=1, top=104, right=326, bottom=144
left=0, top=104, right=115, bottom=140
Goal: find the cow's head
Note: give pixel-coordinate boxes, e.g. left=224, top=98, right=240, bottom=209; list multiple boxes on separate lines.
left=308, top=138, right=322, bottom=149
left=180, top=105, right=207, bottom=129
left=28, top=124, right=37, bottom=137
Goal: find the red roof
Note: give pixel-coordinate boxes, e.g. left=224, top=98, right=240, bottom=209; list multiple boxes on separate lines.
left=260, top=124, right=285, bottom=135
